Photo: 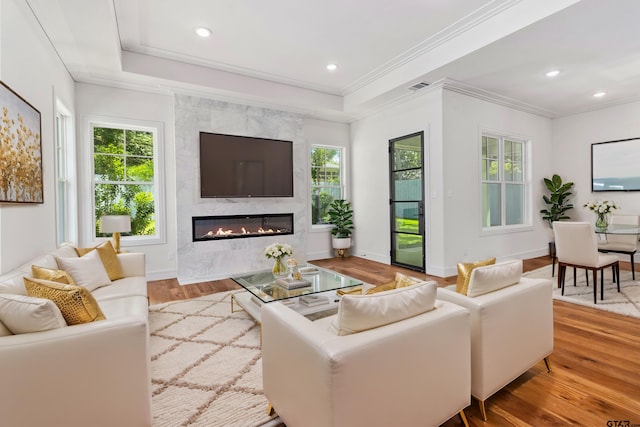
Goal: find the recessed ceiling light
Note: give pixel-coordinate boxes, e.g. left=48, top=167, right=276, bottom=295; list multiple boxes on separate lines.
left=593, top=91, right=606, bottom=98
left=545, top=70, right=560, bottom=77
left=194, top=27, right=212, bottom=38
left=326, top=63, right=338, bottom=71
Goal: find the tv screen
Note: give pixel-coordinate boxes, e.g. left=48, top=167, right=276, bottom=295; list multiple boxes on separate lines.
left=199, top=132, right=294, bottom=198
left=592, top=137, right=640, bottom=192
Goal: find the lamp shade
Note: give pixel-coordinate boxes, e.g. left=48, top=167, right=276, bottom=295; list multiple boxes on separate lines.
left=99, top=215, right=131, bottom=233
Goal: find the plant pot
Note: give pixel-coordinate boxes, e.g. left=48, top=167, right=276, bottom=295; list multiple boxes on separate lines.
left=332, top=237, right=351, bottom=249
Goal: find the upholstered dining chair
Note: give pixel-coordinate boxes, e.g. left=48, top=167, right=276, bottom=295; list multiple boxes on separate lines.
left=553, top=221, right=620, bottom=304
left=597, top=214, right=639, bottom=280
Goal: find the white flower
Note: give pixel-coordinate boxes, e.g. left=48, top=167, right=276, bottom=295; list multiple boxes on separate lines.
left=264, top=243, right=293, bottom=259
left=583, top=200, right=619, bottom=215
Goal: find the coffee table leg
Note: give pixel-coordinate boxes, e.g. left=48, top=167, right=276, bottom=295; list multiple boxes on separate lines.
left=230, top=293, right=245, bottom=313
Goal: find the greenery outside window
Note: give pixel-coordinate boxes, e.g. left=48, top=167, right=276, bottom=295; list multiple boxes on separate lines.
left=92, top=122, right=161, bottom=243
left=311, top=146, right=344, bottom=225
left=481, top=133, right=528, bottom=229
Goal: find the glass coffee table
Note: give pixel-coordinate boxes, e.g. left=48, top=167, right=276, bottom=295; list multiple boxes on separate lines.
left=230, top=264, right=362, bottom=324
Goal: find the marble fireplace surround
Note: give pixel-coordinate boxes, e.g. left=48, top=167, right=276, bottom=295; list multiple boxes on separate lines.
left=175, top=95, right=307, bottom=285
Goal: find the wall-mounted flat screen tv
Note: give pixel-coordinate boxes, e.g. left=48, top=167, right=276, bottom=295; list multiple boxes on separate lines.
left=592, top=137, right=640, bottom=192
left=199, top=132, right=294, bottom=198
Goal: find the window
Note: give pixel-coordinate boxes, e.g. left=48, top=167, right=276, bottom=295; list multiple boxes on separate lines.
left=55, top=101, right=77, bottom=245
left=91, top=121, right=162, bottom=244
left=310, top=146, right=344, bottom=225
left=481, top=133, right=527, bottom=228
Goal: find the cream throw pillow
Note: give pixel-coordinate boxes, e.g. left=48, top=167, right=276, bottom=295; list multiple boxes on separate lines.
left=56, top=250, right=112, bottom=292
left=0, top=293, right=67, bottom=334
left=466, top=259, right=523, bottom=297
left=329, top=281, right=437, bottom=336
left=456, top=257, right=496, bottom=295
left=75, top=241, right=124, bottom=281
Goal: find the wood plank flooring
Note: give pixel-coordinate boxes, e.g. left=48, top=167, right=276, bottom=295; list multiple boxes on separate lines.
left=147, top=256, right=640, bottom=426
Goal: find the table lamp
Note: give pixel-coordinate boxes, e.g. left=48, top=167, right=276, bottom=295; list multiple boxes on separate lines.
left=99, top=215, right=131, bottom=253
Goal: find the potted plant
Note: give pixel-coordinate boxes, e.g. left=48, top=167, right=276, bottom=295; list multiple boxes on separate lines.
left=540, top=174, right=574, bottom=258
left=326, top=199, right=354, bottom=257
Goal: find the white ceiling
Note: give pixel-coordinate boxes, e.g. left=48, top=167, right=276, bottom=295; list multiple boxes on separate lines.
left=26, top=0, right=640, bottom=121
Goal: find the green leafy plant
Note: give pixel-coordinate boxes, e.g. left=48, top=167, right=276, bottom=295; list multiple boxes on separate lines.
left=326, top=199, right=354, bottom=238
left=540, top=174, right=574, bottom=227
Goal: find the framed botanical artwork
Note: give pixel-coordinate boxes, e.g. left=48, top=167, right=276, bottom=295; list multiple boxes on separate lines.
left=0, top=81, right=43, bottom=203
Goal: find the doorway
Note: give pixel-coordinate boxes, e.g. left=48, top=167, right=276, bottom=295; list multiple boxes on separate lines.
left=389, top=132, right=425, bottom=272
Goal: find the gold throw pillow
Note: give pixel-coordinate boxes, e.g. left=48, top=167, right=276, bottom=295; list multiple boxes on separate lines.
left=24, top=277, right=106, bottom=325
left=31, top=265, right=76, bottom=285
left=75, top=241, right=124, bottom=281
left=365, top=281, right=397, bottom=295
left=394, top=272, right=421, bottom=288
left=456, top=258, right=496, bottom=295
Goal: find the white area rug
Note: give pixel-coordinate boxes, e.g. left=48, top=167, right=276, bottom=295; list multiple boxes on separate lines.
left=149, top=291, right=282, bottom=427
left=524, top=264, right=640, bottom=319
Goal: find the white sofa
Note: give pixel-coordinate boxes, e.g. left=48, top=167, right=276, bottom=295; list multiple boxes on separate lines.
left=0, top=243, right=151, bottom=427
left=437, top=261, right=553, bottom=421
left=261, top=287, right=471, bottom=427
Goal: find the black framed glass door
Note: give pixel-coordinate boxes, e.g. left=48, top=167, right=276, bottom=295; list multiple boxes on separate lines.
left=389, top=132, right=425, bottom=272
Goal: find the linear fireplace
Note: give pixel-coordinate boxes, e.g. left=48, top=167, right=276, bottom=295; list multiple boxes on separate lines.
left=192, top=213, right=294, bottom=242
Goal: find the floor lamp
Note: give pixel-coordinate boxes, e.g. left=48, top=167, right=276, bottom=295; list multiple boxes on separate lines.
left=99, top=215, right=131, bottom=253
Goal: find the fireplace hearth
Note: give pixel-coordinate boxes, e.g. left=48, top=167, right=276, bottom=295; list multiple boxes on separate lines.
left=192, top=213, right=294, bottom=242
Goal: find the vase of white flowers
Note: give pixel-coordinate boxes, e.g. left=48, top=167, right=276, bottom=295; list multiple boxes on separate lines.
left=264, top=243, right=293, bottom=278
left=584, top=200, right=619, bottom=231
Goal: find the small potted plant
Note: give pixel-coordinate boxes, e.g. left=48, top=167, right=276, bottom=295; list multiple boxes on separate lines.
left=540, top=174, right=574, bottom=258
left=326, top=199, right=354, bottom=257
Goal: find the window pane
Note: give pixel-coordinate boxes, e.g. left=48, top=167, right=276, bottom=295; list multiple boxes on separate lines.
left=483, top=136, right=499, bottom=159
left=95, top=183, right=155, bottom=236
left=393, top=170, right=422, bottom=201
left=394, top=202, right=419, bottom=233
left=126, top=156, right=154, bottom=182
left=311, top=146, right=343, bottom=225
left=94, top=127, right=124, bottom=154
left=94, top=154, right=124, bottom=181
left=482, top=183, right=501, bottom=227
left=506, top=184, right=524, bottom=225
left=393, top=135, right=421, bottom=170
left=125, top=130, right=154, bottom=156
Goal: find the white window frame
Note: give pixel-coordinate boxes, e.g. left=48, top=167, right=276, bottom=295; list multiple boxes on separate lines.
left=480, top=129, right=532, bottom=236
left=84, top=116, right=165, bottom=247
left=55, top=100, right=77, bottom=245
left=310, top=144, right=346, bottom=229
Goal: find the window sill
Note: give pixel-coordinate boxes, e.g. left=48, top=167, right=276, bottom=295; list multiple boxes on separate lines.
left=480, top=224, right=533, bottom=236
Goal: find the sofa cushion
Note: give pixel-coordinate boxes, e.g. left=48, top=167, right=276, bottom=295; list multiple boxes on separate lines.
left=456, top=257, right=496, bottom=295
left=0, top=318, right=11, bottom=336
left=329, top=281, right=437, bottom=336
left=31, top=265, right=76, bottom=285
left=56, top=250, right=112, bottom=292
left=92, top=277, right=148, bottom=302
left=466, top=259, right=523, bottom=297
left=0, top=293, right=67, bottom=334
left=98, top=295, right=149, bottom=321
left=24, top=277, right=106, bottom=325
left=75, top=241, right=124, bottom=281
left=0, top=275, right=28, bottom=296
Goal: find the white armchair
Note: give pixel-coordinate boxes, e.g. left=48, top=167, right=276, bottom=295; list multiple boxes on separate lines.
left=437, top=261, right=553, bottom=421
left=261, top=297, right=471, bottom=427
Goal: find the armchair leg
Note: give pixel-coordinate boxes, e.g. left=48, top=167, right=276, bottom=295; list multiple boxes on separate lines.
left=459, top=409, right=470, bottom=427
left=267, top=403, right=275, bottom=416
left=479, top=399, right=488, bottom=421
left=544, top=356, right=552, bottom=373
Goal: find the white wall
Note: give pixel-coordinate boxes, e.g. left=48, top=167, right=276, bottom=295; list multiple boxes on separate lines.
left=350, top=89, right=443, bottom=268
left=74, top=83, right=177, bottom=280
left=350, top=86, right=554, bottom=277
left=0, top=0, right=75, bottom=273
left=552, top=100, right=640, bottom=220
left=441, top=89, right=553, bottom=276
left=303, top=117, right=351, bottom=260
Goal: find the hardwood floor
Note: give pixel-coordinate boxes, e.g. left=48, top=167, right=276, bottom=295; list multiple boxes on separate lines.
left=147, top=256, right=640, bottom=426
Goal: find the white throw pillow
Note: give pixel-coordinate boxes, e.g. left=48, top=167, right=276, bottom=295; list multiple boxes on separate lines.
left=0, top=293, right=67, bottom=334
left=56, top=250, right=112, bottom=292
left=466, top=259, right=523, bottom=297
left=329, top=281, right=437, bottom=336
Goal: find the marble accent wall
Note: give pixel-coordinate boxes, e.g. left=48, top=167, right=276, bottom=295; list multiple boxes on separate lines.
left=174, top=95, right=307, bottom=284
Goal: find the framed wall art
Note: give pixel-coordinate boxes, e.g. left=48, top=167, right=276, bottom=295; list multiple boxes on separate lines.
left=591, top=137, right=640, bottom=192
left=0, top=81, right=43, bottom=203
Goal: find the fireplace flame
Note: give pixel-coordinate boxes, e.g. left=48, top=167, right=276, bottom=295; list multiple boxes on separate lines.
left=205, top=226, right=281, bottom=238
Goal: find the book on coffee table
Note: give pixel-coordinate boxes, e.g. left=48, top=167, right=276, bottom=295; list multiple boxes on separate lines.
left=276, top=277, right=312, bottom=290
left=299, top=294, right=330, bottom=307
